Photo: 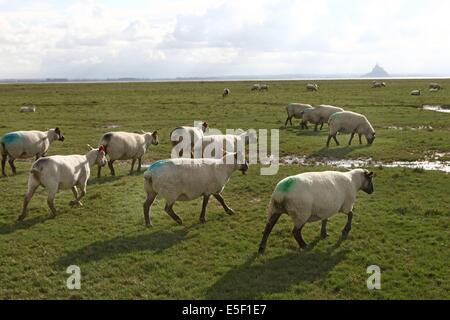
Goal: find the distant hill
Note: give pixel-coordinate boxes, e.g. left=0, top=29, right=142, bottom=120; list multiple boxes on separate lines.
left=362, top=64, right=390, bottom=78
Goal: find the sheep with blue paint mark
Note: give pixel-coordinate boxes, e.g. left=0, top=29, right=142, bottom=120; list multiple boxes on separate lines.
left=19, top=145, right=107, bottom=221
left=285, top=103, right=313, bottom=127
left=258, top=169, right=375, bottom=254
left=1, top=128, right=64, bottom=177
left=170, top=122, right=208, bottom=158
left=143, top=153, right=248, bottom=227
left=327, top=111, right=375, bottom=147
left=301, top=105, right=345, bottom=131
left=97, top=130, right=159, bottom=177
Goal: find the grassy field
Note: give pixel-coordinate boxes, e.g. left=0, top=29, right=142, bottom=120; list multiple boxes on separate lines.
left=0, top=79, right=449, bottom=299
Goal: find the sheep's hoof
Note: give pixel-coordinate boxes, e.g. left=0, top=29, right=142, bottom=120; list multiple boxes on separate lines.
left=175, top=218, right=183, bottom=225
left=17, top=214, right=26, bottom=221
left=199, top=218, right=206, bottom=224
left=69, top=200, right=83, bottom=207
left=145, top=222, right=153, bottom=228
left=225, top=208, right=235, bottom=216
left=258, top=246, right=266, bottom=255
left=321, top=232, right=329, bottom=239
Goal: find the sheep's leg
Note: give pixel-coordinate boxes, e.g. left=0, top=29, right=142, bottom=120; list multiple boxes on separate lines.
left=326, top=135, right=334, bottom=147
left=69, top=186, right=82, bottom=207
left=97, top=165, right=102, bottom=178
left=314, top=123, right=319, bottom=131
left=18, top=183, right=39, bottom=221
left=258, top=211, right=282, bottom=255
left=164, top=203, right=183, bottom=225
left=108, top=160, right=116, bottom=176
left=130, top=159, right=136, bottom=175
left=1, top=154, right=6, bottom=177
left=213, top=193, right=235, bottom=215
left=47, top=190, right=58, bottom=218
left=284, top=117, right=290, bottom=127
left=143, top=192, right=157, bottom=227
left=342, top=211, right=353, bottom=236
left=348, top=132, right=355, bottom=145
left=333, top=135, right=340, bottom=146
left=292, top=224, right=308, bottom=249
left=199, top=195, right=211, bottom=224
left=320, top=122, right=324, bottom=130
left=358, top=134, right=362, bottom=144
left=321, top=219, right=329, bottom=239
left=8, top=158, right=16, bottom=175
left=289, top=118, right=293, bottom=126
left=137, top=157, right=142, bottom=172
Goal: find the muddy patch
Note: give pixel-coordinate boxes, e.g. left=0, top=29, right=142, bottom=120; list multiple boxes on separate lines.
left=280, top=155, right=450, bottom=173
left=422, top=105, right=450, bottom=113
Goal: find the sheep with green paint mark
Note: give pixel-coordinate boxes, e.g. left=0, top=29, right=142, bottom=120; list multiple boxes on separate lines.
left=258, top=169, right=375, bottom=254
left=301, top=105, right=345, bottom=131
left=327, top=111, right=375, bottom=147
left=143, top=153, right=248, bottom=227
left=1, top=128, right=65, bottom=177
left=285, top=103, right=313, bottom=127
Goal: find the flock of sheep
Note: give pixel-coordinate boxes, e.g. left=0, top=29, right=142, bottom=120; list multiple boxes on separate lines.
left=371, top=80, right=444, bottom=96
left=2, top=79, right=405, bottom=254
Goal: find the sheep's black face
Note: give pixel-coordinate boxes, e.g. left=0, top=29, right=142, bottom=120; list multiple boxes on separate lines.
left=239, top=161, right=249, bottom=175
left=367, top=134, right=375, bottom=145
left=362, top=171, right=374, bottom=194
left=152, top=131, right=159, bottom=145
left=55, top=127, right=65, bottom=141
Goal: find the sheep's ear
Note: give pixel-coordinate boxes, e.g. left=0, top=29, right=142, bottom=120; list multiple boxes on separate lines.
left=152, top=131, right=158, bottom=137
left=203, top=122, right=208, bottom=128
left=141, top=130, right=145, bottom=134
left=87, top=144, right=94, bottom=151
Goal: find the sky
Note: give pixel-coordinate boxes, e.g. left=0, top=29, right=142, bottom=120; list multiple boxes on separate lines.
left=0, top=0, right=449, bottom=79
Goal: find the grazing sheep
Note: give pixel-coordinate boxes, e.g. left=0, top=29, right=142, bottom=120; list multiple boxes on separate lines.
left=306, top=83, right=319, bottom=92
left=97, top=130, right=159, bottom=177
left=429, top=88, right=439, bottom=93
left=201, top=130, right=257, bottom=158
left=170, top=122, right=208, bottom=158
left=301, top=105, right=345, bottom=131
left=18, top=145, right=107, bottom=221
left=223, top=88, right=230, bottom=98
left=327, top=111, right=375, bottom=147
left=372, top=81, right=386, bottom=88
left=1, top=128, right=65, bottom=177
left=285, top=103, right=313, bottom=127
left=258, top=169, right=375, bottom=254
left=429, top=83, right=442, bottom=90
left=143, top=153, right=248, bottom=227
left=20, top=106, right=36, bottom=113
left=411, top=90, right=421, bottom=96
left=260, top=84, right=269, bottom=91
left=251, top=84, right=261, bottom=91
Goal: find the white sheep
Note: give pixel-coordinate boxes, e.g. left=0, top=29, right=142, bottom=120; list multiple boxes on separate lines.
left=260, top=84, right=269, bottom=91
left=429, top=83, right=442, bottom=90
left=223, top=88, right=230, bottom=98
left=18, top=145, right=107, bottom=221
left=285, top=103, right=313, bottom=127
left=306, top=83, right=319, bottom=92
left=429, top=88, right=439, bottom=93
left=251, top=84, right=261, bottom=91
left=327, top=111, right=375, bottom=147
left=411, top=90, right=421, bottom=96
left=97, top=130, right=159, bottom=177
left=201, top=130, right=257, bottom=158
left=170, top=122, right=208, bottom=158
left=20, top=106, right=36, bottom=113
left=143, top=153, right=248, bottom=227
left=1, top=128, right=65, bottom=177
left=301, top=105, right=345, bottom=131
left=372, top=81, right=386, bottom=88
left=258, top=169, right=375, bottom=254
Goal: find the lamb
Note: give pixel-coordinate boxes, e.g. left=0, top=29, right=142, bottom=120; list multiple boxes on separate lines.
left=20, top=106, right=36, bottom=113
left=97, top=130, right=159, bottom=177
left=411, top=90, right=421, bottom=96
left=201, top=130, right=257, bottom=158
left=170, top=122, right=208, bottom=158
left=18, top=145, right=107, bottom=221
left=372, top=81, right=386, bottom=88
left=429, top=83, right=442, bottom=90
left=306, top=83, right=319, bottom=92
left=223, top=88, right=230, bottom=98
left=1, top=128, right=65, bottom=177
left=285, top=103, right=313, bottom=127
left=143, top=153, right=248, bottom=227
left=301, top=105, right=345, bottom=131
left=327, top=111, right=375, bottom=147
left=258, top=169, right=375, bottom=254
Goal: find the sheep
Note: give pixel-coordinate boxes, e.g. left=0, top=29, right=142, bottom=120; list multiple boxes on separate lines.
left=411, top=90, right=421, bottom=96
left=170, top=122, right=208, bottom=158
left=201, top=130, right=257, bottom=158
left=301, top=105, right=345, bottom=131
left=306, top=83, right=319, bottom=92
left=429, top=83, right=442, bottom=90
left=143, top=153, right=248, bottom=227
left=372, top=81, right=386, bottom=88
left=251, top=84, right=261, bottom=91
left=258, top=169, right=375, bottom=254
left=20, top=106, right=36, bottom=113
left=223, top=88, right=230, bottom=98
left=260, top=84, right=269, bottom=91
left=429, top=88, right=439, bottom=93
left=327, top=111, right=375, bottom=147
left=285, top=103, right=313, bottom=127
left=97, top=130, right=159, bottom=178
left=1, top=128, right=65, bottom=177
left=18, top=145, right=107, bottom=221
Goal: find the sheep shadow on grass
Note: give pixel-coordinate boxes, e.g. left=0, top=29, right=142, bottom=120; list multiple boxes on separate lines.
left=0, top=215, right=52, bottom=235
left=311, top=145, right=368, bottom=158
left=205, top=249, right=348, bottom=299
left=55, top=229, right=190, bottom=266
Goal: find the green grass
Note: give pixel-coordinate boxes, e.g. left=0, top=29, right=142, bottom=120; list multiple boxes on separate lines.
left=0, top=80, right=449, bottom=299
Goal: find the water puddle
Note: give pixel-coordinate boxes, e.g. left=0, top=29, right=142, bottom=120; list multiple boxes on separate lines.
left=386, top=125, right=433, bottom=131
left=280, top=155, right=450, bottom=173
left=422, top=105, right=450, bottom=113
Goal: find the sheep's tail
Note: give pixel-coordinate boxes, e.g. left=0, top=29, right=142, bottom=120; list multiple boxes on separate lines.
left=30, top=163, right=43, bottom=181
left=267, top=191, right=285, bottom=220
